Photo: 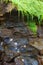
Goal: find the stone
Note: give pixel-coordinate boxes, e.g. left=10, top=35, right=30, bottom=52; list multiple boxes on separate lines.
left=30, top=38, right=43, bottom=55
left=15, top=55, right=39, bottom=65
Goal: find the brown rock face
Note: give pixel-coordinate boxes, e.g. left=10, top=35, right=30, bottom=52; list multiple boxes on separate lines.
left=38, top=56, right=43, bottom=65
left=0, top=2, right=15, bottom=16
left=30, top=38, right=43, bottom=55
left=0, top=2, right=6, bottom=16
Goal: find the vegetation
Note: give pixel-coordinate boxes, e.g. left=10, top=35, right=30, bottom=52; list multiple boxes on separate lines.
left=0, top=0, right=43, bottom=34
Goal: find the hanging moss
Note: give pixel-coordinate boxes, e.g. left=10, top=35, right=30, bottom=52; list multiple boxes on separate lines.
left=1, top=0, right=43, bottom=34
left=1, top=0, right=43, bottom=19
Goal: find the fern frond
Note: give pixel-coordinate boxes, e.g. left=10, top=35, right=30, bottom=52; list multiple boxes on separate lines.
left=9, top=0, right=43, bottom=19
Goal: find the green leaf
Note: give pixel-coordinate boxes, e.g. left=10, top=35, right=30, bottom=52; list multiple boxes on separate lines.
left=27, top=22, right=37, bottom=34
left=3, top=0, right=43, bottom=20
left=11, top=0, right=43, bottom=20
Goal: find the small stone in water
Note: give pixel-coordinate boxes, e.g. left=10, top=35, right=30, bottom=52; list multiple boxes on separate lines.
left=22, top=59, right=24, bottom=62
left=14, top=42, right=18, bottom=46
left=24, top=45, right=26, bottom=48
left=10, top=38, right=13, bottom=42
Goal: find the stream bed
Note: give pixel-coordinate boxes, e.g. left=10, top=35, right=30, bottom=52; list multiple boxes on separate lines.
left=0, top=13, right=43, bottom=65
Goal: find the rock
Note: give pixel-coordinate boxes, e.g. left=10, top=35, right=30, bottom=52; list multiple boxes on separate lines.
left=0, top=29, right=13, bottom=37
left=37, top=26, right=43, bottom=38
left=15, top=55, right=39, bottom=65
left=4, top=21, right=14, bottom=29
left=38, top=55, right=43, bottom=65
left=30, top=38, right=43, bottom=55
left=0, top=8, right=43, bottom=65
left=2, top=62, right=15, bottom=65
left=0, top=2, right=15, bottom=16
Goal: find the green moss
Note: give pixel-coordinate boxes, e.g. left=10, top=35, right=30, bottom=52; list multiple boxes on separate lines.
left=1, top=0, right=43, bottom=33
left=1, top=0, right=43, bottom=19
left=27, top=22, right=37, bottom=34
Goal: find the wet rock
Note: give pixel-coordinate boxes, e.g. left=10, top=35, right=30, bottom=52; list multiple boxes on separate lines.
left=19, top=45, right=39, bottom=55
left=13, top=22, right=25, bottom=27
left=0, top=11, right=43, bottom=65
left=2, top=44, right=21, bottom=62
left=13, top=26, right=29, bottom=35
left=0, top=35, right=39, bottom=63
left=4, top=36, right=29, bottom=46
left=4, top=37, right=13, bottom=45
left=10, top=38, right=28, bottom=46
left=15, top=55, right=39, bottom=65
left=4, top=21, right=14, bottom=29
